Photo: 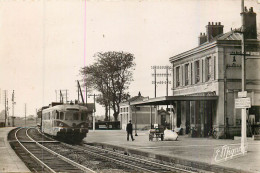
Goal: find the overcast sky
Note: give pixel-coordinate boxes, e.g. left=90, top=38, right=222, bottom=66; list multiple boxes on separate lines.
left=0, top=0, right=259, bottom=117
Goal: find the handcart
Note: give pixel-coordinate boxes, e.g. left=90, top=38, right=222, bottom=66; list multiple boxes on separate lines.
left=149, top=126, right=164, bottom=141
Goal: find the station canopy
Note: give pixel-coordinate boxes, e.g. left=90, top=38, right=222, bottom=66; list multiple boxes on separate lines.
left=130, top=96, right=218, bottom=106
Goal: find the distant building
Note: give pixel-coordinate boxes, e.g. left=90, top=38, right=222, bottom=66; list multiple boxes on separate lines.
left=170, top=7, right=260, bottom=138
left=120, top=92, right=171, bottom=130
left=119, top=92, right=151, bottom=130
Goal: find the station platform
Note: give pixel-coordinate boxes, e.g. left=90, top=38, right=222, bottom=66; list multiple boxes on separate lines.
left=84, top=130, right=260, bottom=173
left=0, top=127, right=30, bottom=173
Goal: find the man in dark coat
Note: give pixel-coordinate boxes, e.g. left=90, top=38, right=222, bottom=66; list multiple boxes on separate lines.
left=126, top=120, right=135, bottom=141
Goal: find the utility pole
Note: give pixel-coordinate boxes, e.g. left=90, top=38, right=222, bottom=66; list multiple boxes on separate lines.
left=36, top=109, right=37, bottom=125
left=25, top=104, right=27, bottom=127
left=86, top=83, right=88, bottom=105
left=55, top=90, right=57, bottom=102
left=57, top=90, right=68, bottom=103
left=88, top=94, right=97, bottom=131
left=92, top=94, right=96, bottom=131
left=135, top=106, right=138, bottom=136
left=4, top=90, right=7, bottom=127
left=166, top=66, right=169, bottom=111
left=154, top=68, right=157, bottom=98
left=230, top=0, right=248, bottom=154
left=7, top=99, right=9, bottom=126
left=77, top=80, right=85, bottom=104
left=108, top=79, right=111, bottom=121
left=240, top=0, right=247, bottom=154
left=12, top=90, right=15, bottom=127
left=65, top=90, right=67, bottom=103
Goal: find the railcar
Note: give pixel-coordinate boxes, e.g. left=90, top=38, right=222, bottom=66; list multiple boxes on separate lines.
left=38, top=102, right=89, bottom=143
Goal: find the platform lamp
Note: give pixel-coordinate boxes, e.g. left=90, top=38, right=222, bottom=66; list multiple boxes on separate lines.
left=229, top=0, right=251, bottom=154
left=134, top=106, right=138, bottom=136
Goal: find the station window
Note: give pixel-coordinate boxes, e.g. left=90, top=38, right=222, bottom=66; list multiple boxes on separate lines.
left=47, top=113, right=50, bottom=120
left=176, top=66, right=180, bottom=87
left=191, top=63, right=193, bottom=85
left=55, top=111, right=59, bottom=119
left=184, top=64, right=189, bottom=86
left=195, top=60, right=200, bottom=83
left=206, top=57, right=212, bottom=81
left=50, top=112, right=54, bottom=119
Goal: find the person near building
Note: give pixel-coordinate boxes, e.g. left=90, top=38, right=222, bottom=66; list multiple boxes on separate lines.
left=126, top=120, right=135, bottom=141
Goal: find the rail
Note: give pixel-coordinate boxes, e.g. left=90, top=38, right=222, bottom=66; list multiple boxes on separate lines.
left=15, top=128, right=56, bottom=173
left=25, top=128, right=96, bottom=173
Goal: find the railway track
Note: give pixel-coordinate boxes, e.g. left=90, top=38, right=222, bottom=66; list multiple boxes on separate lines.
left=9, top=128, right=94, bottom=173
left=9, top=127, right=208, bottom=172
left=34, top=130, right=200, bottom=173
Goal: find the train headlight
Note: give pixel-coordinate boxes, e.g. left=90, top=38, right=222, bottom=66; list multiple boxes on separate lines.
left=59, top=123, right=63, bottom=127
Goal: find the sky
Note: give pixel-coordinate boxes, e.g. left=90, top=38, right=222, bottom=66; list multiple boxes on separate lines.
left=0, top=0, right=259, bottom=118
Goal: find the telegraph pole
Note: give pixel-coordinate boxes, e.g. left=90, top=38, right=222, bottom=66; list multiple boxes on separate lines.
left=231, top=0, right=248, bottom=154
left=12, top=90, right=15, bottom=127
left=25, top=104, right=27, bottom=127
left=88, top=94, right=97, bottom=131
left=7, top=99, right=9, bottom=126
left=65, top=90, right=67, bottom=103
left=166, top=66, right=169, bottom=97
left=154, top=68, right=157, bottom=98
left=4, top=90, right=7, bottom=127
left=36, top=109, right=37, bottom=125
left=55, top=90, right=57, bottom=102
left=92, top=94, right=96, bottom=131
left=240, top=0, right=247, bottom=154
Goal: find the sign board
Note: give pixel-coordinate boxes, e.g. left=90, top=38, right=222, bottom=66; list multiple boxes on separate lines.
left=238, top=91, right=247, bottom=98
left=235, top=98, right=251, bottom=109
left=247, top=51, right=260, bottom=56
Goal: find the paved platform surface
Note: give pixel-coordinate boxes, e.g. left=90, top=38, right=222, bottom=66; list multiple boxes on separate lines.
left=84, top=130, right=260, bottom=173
left=0, top=127, right=30, bottom=173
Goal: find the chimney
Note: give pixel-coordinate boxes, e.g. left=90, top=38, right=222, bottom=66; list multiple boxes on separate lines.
left=198, top=32, right=207, bottom=45
left=206, top=22, right=224, bottom=42
left=242, top=6, right=257, bottom=39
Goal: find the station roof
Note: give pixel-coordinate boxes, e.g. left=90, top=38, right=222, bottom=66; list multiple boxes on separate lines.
left=130, top=95, right=218, bottom=106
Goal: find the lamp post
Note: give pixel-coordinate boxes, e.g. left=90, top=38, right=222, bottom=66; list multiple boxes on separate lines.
left=230, top=0, right=249, bottom=154
left=134, top=106, right=138, bottom=136
left=88, top=94, right=96, bottom=131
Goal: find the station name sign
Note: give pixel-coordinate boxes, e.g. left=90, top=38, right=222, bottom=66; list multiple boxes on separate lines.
left=235, top=97, right=251, bottom=109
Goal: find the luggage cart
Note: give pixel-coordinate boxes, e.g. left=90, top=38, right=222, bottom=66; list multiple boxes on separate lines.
left=149, top=126, right=164, bottom=141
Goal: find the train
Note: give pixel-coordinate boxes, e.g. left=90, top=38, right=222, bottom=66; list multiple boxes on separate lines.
left=37, top=102, right=91, bottom=143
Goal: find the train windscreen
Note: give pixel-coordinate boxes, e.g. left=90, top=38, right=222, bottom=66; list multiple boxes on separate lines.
left=81, top=112, right=88, bottom=121
left=65, top=111, right=87, bottom=121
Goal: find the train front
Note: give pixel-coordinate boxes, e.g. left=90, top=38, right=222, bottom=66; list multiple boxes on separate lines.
left=55, top=105, right=89, bottom=143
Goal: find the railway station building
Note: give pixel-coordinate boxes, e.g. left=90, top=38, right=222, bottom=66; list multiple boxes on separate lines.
left=131, top=7, right=260, bottom=138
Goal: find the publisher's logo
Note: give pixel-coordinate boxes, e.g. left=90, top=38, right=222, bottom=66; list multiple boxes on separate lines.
left=212, top=144, right=247, bottom=164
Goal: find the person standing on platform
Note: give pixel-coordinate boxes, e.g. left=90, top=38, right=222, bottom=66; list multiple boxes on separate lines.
left=126, top=120, right=135, bottom=141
